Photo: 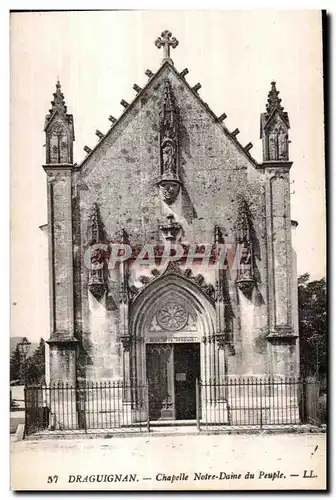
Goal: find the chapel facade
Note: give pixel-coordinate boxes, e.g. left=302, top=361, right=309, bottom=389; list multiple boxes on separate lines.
left=43, top=31, right=299, bottom=422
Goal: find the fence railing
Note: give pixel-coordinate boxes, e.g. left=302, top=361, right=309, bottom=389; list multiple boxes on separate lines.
left=24, top=382, right=149, bottom=435
left=197, top=377, right=307, bottom=428
left=24, top=377, right=322, bottom=435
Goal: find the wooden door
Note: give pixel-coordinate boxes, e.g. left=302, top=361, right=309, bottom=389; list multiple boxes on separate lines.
left=146, top=344, right=175, bottom=420
left=174, top=343, right=200, bottom=420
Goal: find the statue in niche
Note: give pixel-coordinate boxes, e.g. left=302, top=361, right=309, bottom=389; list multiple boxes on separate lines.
left=235, top=197, right=255, bottom=295
left=158, top=79, right=182, bottom=205
left=238, top=241, right=252, bottom=280
left=91, top=247, right=104, bottom=267
left=161, top=138, right=177, bottom=177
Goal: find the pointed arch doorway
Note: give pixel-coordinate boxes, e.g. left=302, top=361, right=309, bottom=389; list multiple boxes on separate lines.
left=146, top=341, right=201, bottom=420
left=129, top=272, right=216, bottom=421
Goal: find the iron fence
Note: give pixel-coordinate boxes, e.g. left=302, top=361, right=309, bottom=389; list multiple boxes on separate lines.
left=197, top=377, right=312, bottom=429
left=24, top=382, right=149, bottom=435
left=24, top=377, right=322, bottom=436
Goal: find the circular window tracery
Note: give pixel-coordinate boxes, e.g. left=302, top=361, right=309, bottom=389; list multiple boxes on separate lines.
left=156, top=301, right=188, bottom=331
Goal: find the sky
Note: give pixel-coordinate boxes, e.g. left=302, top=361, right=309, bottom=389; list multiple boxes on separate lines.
left=10, top=10, right=326, bottom=341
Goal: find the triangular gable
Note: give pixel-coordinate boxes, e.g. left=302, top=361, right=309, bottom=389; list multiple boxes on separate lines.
left=44, top=109, right=75, bottom=140
left=264, top=107, right=290, bottom=131
left=260, top=108, right=290, bottom=138
left=78, top=61, right=259, bottom=174
left=44, top=109, right=58, bottom=131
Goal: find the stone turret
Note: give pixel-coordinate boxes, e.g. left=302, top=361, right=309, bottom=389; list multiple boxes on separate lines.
left=44, top=80, right=74, bottom=164
left=261, top=82, right=296, bottom=376
left=260, top=81, right=290, bottom=162
left=43, top=80, right=77, bottom=384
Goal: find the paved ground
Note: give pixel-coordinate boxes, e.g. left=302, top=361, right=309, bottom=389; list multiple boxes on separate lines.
left=11, top=431, right=326, bottom=491
left=10, top=412, right=25, bottom=434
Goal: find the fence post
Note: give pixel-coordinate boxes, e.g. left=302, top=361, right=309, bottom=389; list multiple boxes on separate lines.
left=24, top=386, right=27, bottom=436
left=196, top=378, right=200, bottom=432
left=302, top=377, right=308, bottom=423
left=259, top=378, right=263, bottom=430
left=146, top=381, right=150, bottom=432
left=83, top=383, right=87, bottom=434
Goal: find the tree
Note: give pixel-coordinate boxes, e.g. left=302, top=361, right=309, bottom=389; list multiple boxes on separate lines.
left=298, top=274, right=327, bottom=380
left=26, top=338, right=46, bottom=384
left=10, top=345, right=22, bottom=383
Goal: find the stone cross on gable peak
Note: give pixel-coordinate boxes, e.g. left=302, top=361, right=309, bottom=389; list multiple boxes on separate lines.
left=155, top=30, right=179, bottom=65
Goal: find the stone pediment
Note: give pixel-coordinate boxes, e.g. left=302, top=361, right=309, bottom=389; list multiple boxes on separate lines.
left=78, top=61, right=258, bottom=178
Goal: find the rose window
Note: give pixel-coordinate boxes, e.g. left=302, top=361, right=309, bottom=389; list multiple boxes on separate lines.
left=157, top=302, right=188, bottom=331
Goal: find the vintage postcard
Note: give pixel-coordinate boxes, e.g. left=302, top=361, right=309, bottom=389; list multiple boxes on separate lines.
left=10, top=10, right=327, bottom=491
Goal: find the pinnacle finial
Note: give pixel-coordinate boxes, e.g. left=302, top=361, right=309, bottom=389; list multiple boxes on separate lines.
left=88, top=202, right=105, bottom=244
left=155, top=30, right=179, bottom=65
left=260, top=81, right=290, bottom=160
left=49, top=79, right=67, bottom=115
left=163, top=79, right=174, bottom=112
left=265, top=80, right=284, bottom=116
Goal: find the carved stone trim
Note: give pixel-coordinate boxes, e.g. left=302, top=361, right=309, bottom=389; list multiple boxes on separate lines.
left=119, top=280, right=129, bottom=304
left=236, top=277, right=255, bottom=299
left=216, top=334, right=226, bottom=350
left=88, top=281, right=107, bottom=300
left=267, top=326, right=298, bottom=340
left=47, top=335, right=79, bottom=346
left=162, top=260, right=182, bottom=276
left=158, top=179, right=181, bottom=205
left=120, top=336, right=132, bottom=352
left=235, top=197, right=255, bottom=292
left=156, top=301, right=188, bottom=331
left=159, top=214, right=183, bottom=241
